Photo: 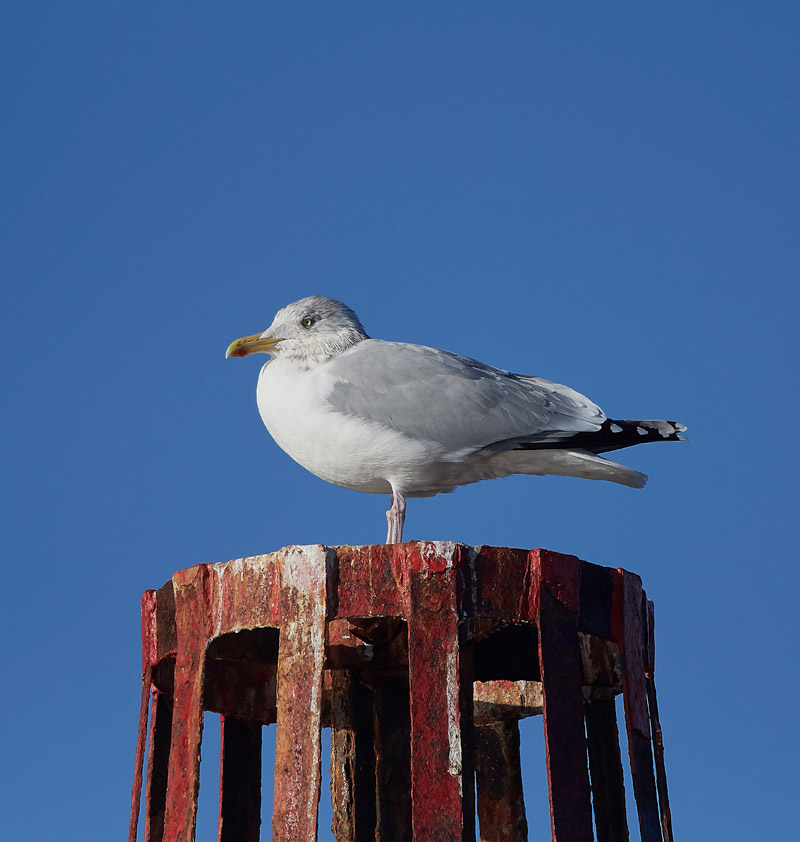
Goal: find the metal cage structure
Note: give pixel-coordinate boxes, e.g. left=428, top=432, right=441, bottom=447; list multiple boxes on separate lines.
left=129, top=542, right=673, bottom=842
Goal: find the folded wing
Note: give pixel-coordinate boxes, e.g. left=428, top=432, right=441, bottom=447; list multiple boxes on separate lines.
left=325, top=339, right=606, bottom=460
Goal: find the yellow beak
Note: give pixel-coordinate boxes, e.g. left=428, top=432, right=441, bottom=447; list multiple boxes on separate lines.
left=225, top=333, right=283, bottom=358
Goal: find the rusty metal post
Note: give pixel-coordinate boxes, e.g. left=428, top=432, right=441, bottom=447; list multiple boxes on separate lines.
left=619, top=572, right=662, bottom=842
left=130, top=590, right=157, bottom=842
left=272, top=546, right=329, bottom=842
left=534, top=550, right=594, bottom=842
left=329, top=669, right=376, bottom=841
left=405, top=544, right=475, bottom=842
left=144, top=690, right=174, bottom=842
left=585, top=696, right=629, bottom=842
left=645, top=599, right=674, bottom=842
left=474, top=720, right=528, bottom=842
left=582, top=566, right=629, bottom=842
left=163, top=565, right=212, bottom=842
left=129, top=543, right=675, bottom=842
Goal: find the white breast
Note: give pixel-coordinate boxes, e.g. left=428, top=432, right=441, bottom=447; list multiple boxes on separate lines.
left=256, top=358, right=435, bottom=495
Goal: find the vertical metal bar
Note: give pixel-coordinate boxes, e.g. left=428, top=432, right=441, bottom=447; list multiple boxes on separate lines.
left=130, top=590, right=157, bottom=842
left=130, top=679, right=152, bottom=842
left=145, top=689, right=174, bottom=842
left=218, top=716, right=262, bottom=842
left=535, top=551, right=594, bottom=842
left=374, top=683, right=412, bottom=842
left=272, top=546, right=328, bottom=842
left=474, top=721, right=528, bottom=842
left=619, top=573, right=662, bottom=842
left=645, top=599, right=674, bottom=842
left=163, top=565, right=211, bottom=842
left=330, top=670, right=378, bottom=841
left=585, top=697, right=629, bottom=842
left=330, top=669, right=358, bottom=842
left=405, top=544, right=474, bottom=842
left=458, top=637, right=476, bottom=842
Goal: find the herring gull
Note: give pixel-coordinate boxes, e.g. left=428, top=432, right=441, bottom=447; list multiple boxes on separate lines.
left=226, top=296, right=686, bottom=543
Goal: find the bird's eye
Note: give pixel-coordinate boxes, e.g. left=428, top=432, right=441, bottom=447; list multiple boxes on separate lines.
left=301, top=317, right=314, bottom=328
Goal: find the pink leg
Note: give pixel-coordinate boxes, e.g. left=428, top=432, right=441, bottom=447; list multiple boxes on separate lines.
left=385, top=489, right=406, bottom=544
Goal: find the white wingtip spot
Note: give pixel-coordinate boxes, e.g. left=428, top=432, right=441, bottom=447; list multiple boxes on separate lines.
left=610, top=423, right=623, bottom=433
left=636, top=426, right=648, bottom=435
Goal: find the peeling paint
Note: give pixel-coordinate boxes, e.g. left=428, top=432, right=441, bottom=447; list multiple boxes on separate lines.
left=445, top=643, right=462, bottom=778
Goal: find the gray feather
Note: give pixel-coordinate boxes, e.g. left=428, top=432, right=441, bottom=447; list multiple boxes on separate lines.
left=325, top=339, right=605, bottom=458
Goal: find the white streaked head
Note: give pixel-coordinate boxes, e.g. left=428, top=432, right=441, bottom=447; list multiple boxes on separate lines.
left=226, top=296, right=369, bottom=365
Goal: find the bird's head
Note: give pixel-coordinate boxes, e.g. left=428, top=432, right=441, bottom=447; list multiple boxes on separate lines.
left=226, top=296, right=369, bottom=366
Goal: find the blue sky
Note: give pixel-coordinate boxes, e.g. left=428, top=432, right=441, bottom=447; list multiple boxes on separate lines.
left=2, top=3, right=798, bottom=839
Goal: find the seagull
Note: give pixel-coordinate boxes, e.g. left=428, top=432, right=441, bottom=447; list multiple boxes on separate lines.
left=226, top=296, right=686, bottom=544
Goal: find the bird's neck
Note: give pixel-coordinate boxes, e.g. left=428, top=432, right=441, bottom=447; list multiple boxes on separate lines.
left=277, top=330, right=368, bottom=369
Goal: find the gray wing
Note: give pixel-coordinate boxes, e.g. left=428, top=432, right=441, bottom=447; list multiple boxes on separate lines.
left=325, top=339, right=605, bottom=458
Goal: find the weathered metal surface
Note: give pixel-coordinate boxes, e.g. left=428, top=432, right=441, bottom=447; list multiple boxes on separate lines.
left=163, top=564, right=213, bottom=842
left=585, top=696, right=629, bottom=842
left=272, top=545, right=329, bottom=842
left=404, top=542, right=474, bottom=842
left=645, top=598, right=674, bottom=842
left=619, top=572, right=662, bottom=842
left=334, top=544, right=404, bottom=619
left=329, top=670, right=358, bottom=841
left=328, top=669, right=384, bottom=841
left=471, top=545, right=534, bottom=622
left=473, top=679, right=543, bottom=723
left=579, top=632, right=622, bottom=690
left=536, top=549, right=582, bottom=614
left=474, top=720, right=528, bottom=842
left=130, top=543, right=674, bottom=842
left=130, top=590, right=157, bottom=842
left=208, top=554, right=281, bottom=634
left=218, top=715, right=262, bottom=842
left=534, top=551, right=594, bottom=842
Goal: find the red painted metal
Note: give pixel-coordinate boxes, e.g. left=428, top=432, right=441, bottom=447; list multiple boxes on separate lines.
left=404, top=543, right=474, bottom=842
left=130, top=542, right=674, bottom=842
left=164, top=564, right=212, bottom=842
left=272, top=546, right=328, bottom=842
